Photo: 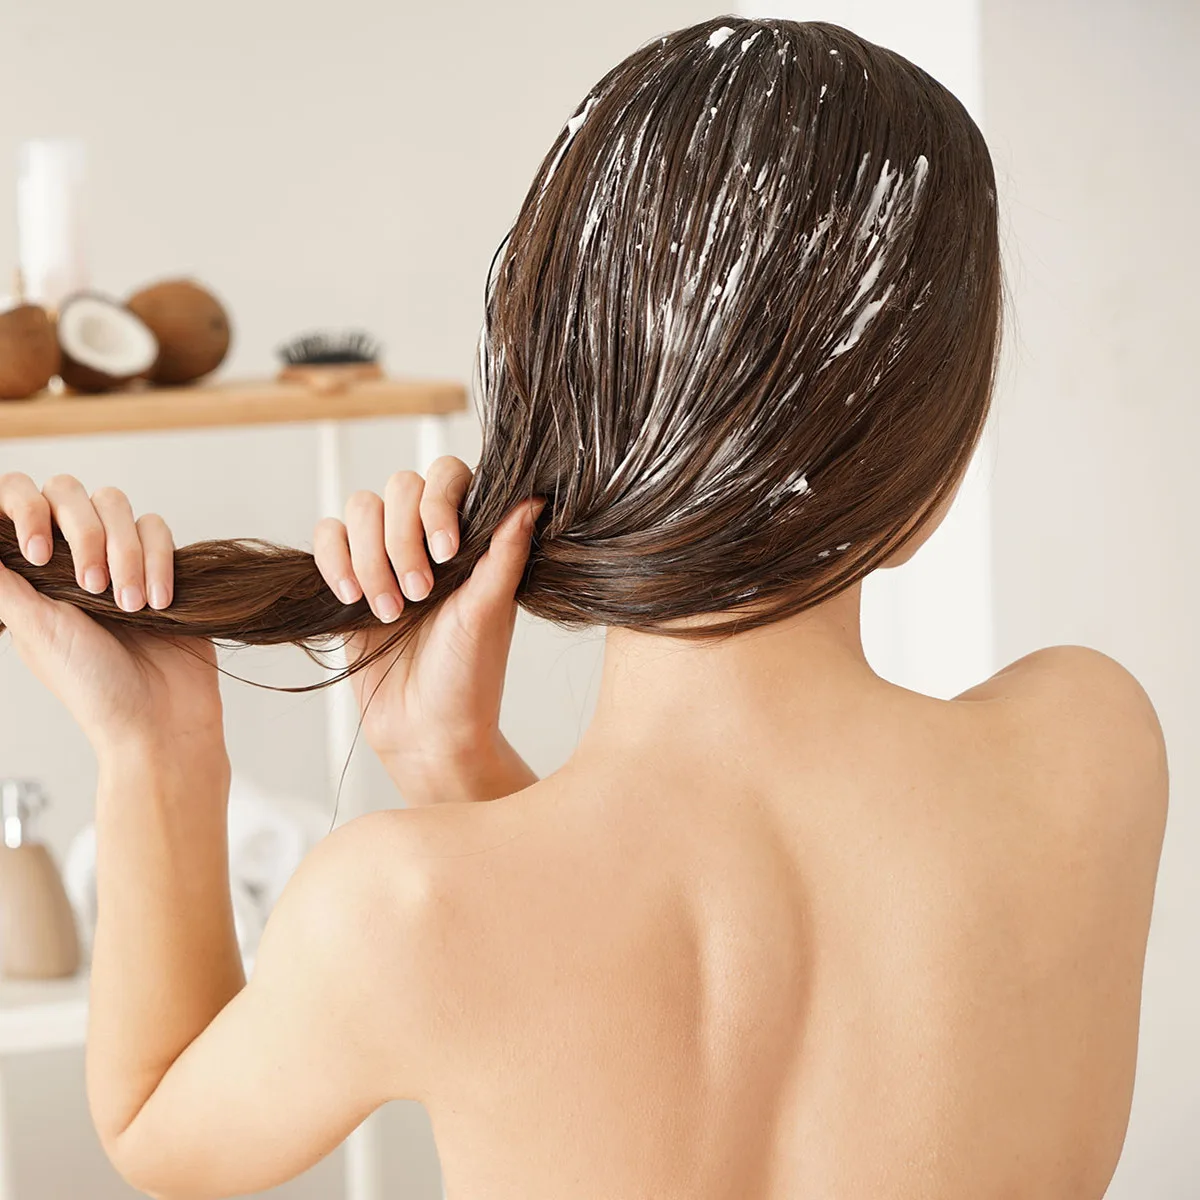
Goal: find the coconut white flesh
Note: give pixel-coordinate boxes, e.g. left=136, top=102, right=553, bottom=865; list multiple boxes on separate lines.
left=58, top=296, right=157, bottom=377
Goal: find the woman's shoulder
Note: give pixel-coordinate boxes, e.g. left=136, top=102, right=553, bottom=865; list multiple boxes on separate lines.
left=283, top=798, right=549, bottom=1093
left=955, top=644, right=1168, bottom=840
left=318, top=794, right=557, bottom=963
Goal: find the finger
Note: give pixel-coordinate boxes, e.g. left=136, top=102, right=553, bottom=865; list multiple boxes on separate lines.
left=384, top=471, right=433, bottom=602
left=458, top=497, right=545, bottom=621
left=313, top=518, right=362, bottom=605
left=344, top=491, right=402, bottom=623
left=136, top=513, right=175, bottom=609
left=0, top=557, right=53, bottom=638
left=90, top=487, right=145, bottom=612
left=419, top=456, right=472, bottom=564
left=0, top=472, right=54, bottom=566
left=41, top=474, right=109, bottom=593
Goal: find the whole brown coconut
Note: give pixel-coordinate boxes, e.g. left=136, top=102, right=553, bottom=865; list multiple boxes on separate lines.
left=126, top=279, right=232, bottom=385
left=0, top=304, right=60, bottom=400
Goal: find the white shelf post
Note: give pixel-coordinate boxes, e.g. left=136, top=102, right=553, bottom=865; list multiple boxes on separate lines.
left=316, top=419, right=385, bottom=1200
left=318, top=412, right=453, bottom=1200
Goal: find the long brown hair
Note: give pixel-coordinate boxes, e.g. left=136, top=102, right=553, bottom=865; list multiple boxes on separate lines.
left=0, top=16, right=1002, bottom=686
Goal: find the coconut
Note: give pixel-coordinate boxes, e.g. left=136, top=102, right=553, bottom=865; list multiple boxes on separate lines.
left=0, top=304, right=60, bottom=400
left=57, top=293, right=159, bottom=393
left=126, top=279, right=231, bottom=385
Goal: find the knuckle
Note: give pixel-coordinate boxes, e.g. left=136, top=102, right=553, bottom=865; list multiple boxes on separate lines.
left=417, top=489, right=452, bottom=522
left=135, top=511, right=172, bottom=543
left=348, top=541, right=390, bottom=586
left=108, top=540, right=144, bottom=578
left=76, top=518, right=107, bottom=546
left=91, top=485, right=130, bottom=510
left=429, top=455, right=471, bottom=484
left=385, top=470, right=424, bottom=500
left=313, top=517, right=346, bottom=543
left=12, top=497, right=49, bottom=525
left=344, top=490, right=383, bottom=520
left=0, top=471, right=34, bottom=494
left=420, top=467, right=466, bottom=511
left=42, top=473, right=81, bottom=496
left=70, top=527, right=107, bottom=561
left=384, top=529, right=421, bottom=563
left=313, top=530, right=348, bottom=572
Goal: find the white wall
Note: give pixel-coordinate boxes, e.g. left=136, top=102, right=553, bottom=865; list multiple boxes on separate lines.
left=0, top=2, right=708, bottom=1196
left=983, top=0, right=1200, bottom=1193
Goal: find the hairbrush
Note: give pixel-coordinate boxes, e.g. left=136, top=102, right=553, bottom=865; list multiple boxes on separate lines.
left=276, top=329, right=385, bottom=391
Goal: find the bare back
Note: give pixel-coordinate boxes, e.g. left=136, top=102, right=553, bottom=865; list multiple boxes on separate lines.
left=384, top=647, right=1166, bottom=1200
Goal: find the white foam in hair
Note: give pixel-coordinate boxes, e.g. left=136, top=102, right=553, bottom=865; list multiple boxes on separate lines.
left=484, top=25, right=941, bottom=538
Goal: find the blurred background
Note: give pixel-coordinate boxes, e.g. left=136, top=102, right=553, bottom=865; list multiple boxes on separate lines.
left=0, top=0, right=1195, bottom=1196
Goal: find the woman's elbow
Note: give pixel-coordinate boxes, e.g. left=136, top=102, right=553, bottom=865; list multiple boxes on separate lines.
left=100, top=1125, right=229, bottom=1200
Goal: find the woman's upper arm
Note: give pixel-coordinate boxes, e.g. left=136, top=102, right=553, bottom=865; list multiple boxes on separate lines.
left=103, top=811, right=432, bottom=1200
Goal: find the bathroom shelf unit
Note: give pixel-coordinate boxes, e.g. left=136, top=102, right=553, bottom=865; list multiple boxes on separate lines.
left=0, top=373, right=466, bottom=1200
left=0, top=974, right=87, bottom=1057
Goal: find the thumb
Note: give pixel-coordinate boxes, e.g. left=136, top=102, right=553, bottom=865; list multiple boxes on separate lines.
left=457, top=497, right=545, bottom=620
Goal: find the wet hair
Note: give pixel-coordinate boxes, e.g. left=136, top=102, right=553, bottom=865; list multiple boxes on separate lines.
left=0, top=15, right=1002, bottom=682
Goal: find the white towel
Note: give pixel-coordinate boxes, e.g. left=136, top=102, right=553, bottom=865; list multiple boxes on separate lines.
left=63, top=773, right=329, bottom=971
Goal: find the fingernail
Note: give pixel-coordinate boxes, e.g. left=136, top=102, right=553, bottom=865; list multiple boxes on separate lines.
left=118, top=585, right=145, bottom=612
left=337, top=579, right=360, bottom=605
left=25, top=535, right=50, bottom=565
left=374, top=594, right=401, bottom=623
left=402, top=571, right=431, bottom=602
left=149, top=583, right=170, bottom=610
left=83, top=566, right=107, bottom=594
left=429, top=530, right=455, bottom=563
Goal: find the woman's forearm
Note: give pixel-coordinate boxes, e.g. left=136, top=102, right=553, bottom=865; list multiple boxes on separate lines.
left=86, top=737, right=244, bottom=1149
left=381, top=732, right=539, bottom=805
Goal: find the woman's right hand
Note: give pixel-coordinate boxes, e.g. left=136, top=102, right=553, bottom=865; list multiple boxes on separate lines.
left=312, top=457, right=541, bottom=805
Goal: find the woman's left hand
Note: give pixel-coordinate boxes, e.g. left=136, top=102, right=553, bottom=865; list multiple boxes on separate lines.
left=0, top=472, right=225, bottom=755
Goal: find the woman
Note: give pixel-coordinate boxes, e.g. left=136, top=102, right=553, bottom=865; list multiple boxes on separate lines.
left=0, top=15, right=1167, bottom=1200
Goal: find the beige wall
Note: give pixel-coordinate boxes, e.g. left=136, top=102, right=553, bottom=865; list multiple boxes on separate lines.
left=984, top=0, right=1200, bottom=1194
left=0, top=2, right=708, bottom=1196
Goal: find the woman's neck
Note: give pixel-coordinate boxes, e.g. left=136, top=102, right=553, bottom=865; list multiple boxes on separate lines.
left=573, top=581, right=884, bottom=764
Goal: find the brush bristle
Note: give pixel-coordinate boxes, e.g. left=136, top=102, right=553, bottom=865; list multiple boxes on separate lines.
left=276, top=330, right=382, bottom=365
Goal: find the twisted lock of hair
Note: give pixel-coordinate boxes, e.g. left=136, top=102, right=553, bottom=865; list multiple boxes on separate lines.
left=0, top=514, right=495, bottom=690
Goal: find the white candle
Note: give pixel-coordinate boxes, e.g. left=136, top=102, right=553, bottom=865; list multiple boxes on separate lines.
left=16, top=139, right=89, bottom=310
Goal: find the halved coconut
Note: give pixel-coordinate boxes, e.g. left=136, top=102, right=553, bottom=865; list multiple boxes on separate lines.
left=57, top=293, right=159, bottom=393
left=0, top=304, right=60, bottom=400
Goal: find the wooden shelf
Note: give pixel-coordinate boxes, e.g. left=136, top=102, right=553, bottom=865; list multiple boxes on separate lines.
left=0, top=376, right=469, bottom=440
